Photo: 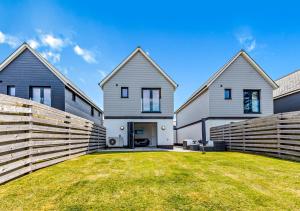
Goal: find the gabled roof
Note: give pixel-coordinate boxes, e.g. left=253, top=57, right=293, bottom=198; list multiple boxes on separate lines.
left=274, top=69, right=300, bottom=99
left=175, top=50, right=278, bottom=113
left=0, top=43, right=103, bottom=113
left=99, top=47, right=178, bottom=88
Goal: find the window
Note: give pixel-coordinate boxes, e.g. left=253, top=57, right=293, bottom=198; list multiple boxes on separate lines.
left=91, top=107, right=94, bottom=116
left=121, top=87, right=129, bottom=98
left=135, top=129, right=144, bottom=135
left=30, top=87, right=51, bottom=106
left=72, top=92, right=76, bottom=101
left=243, top=90, right=260, bottom=114
left=142, top=88, right=161, bottom=112
left=224, top=89, right=232, bottom=100
left=7, top=86, right=15, bottom=96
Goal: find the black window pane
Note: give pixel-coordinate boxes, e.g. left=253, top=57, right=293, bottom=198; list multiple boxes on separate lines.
left=91, top=107, right=94, bottom=116
left=72, top=92, right=76, bottom=101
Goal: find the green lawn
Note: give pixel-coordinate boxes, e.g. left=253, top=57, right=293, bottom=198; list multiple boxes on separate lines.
left=0, top=152, right=299, bottom=211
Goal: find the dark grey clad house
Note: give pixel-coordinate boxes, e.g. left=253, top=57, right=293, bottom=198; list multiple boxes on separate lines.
left=274, top=70, right=300, bottom=113
left=0, top=43, right=103, bottom=124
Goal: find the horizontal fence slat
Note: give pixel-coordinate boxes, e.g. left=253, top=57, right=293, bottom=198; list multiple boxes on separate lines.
left=210, top=112, right=300, bottom=162
left=0, top=94, right=106, bottom=184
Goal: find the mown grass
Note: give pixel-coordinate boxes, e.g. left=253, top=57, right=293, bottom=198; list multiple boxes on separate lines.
left=0, top=152, right=299, bottom=210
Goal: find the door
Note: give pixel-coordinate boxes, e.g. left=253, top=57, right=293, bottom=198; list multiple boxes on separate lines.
left=127, top=122, right=135, bottom=148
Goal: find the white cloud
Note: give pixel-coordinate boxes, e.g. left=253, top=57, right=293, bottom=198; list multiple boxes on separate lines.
left=97, top=70, right=107, bottom=79
left=236, top=32, right=256, bottom=52
left=79, top=77, right=86, bottom=84
left=0, top=32, right=5, bottom=43
left=0, top=31, right=20, bottom=48
left=40, top=34, right=65, bottom=50
left=41, top=51, right=61, bottom=63
left=73, top=45, right=96, bottom=63
left=27, top=39, right=40, bottom=49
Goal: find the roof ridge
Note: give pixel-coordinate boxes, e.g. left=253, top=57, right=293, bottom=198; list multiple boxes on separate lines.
left=0, top=43, right=103, bottom=112
left=175, top=50, right=278, bottom=113
left=99, top=47, right=178, bottom=88
left=276, top=69, right=300, bottom=81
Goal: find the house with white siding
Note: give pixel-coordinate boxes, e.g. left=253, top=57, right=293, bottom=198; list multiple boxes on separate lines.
left=99, top=47, right=177, bottom=148
left=175, top=50, right=278, bottom=146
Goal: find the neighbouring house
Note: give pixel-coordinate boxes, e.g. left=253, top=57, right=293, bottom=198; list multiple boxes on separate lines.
left=274, top=70, right=300, bottom=113
left=99, top=47, right=177, bottom=149
left=175, top=50, right=278, bottom=146
left=0, top=43, right=103, bottom=124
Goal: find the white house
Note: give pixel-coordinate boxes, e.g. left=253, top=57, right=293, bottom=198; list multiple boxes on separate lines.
left=175, top=50, right=278, bottom=146
left=99, top=47, right=177, bottom=149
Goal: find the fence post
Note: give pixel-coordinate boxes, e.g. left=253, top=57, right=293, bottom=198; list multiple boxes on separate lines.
left=86, top=122, right=90, bottom=154
left=242, top=122, right=245, bottom=152
left=28, top=105, right=33, bottom=173
left=97, top=126, right=100, bottom=151
left=276, top=114, right=282, bottom=158
left=67, top=116, right=71, bottom=159
left=228, top=125, right=232, bottom=151
left=222, top=126, right=226, bottom=150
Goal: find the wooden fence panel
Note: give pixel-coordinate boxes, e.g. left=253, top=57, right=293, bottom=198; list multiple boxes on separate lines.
left=0, top=94, right=106, bottom=184
left=210, top=112, right=300, bottom=161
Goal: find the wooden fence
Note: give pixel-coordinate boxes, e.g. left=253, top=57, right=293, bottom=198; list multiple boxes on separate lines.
left=210, top=112, right=300, bottom=161
left=0, top=94, right=106, bottom=184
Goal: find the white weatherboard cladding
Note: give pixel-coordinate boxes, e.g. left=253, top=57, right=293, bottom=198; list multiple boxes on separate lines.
left=209, top=56, right=274, bottom=117
left=176, top=91, right=209, bottom=128
left=176, top=122, right=202, bottom=144
left=104, top=119, right=173, bottom=146
left=103, top=52, right=174, bottom=117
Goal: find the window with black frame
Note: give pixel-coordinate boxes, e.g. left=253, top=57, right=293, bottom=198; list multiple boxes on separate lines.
left=121, top=87, right=129, bottom=98
left=142, top=88, right=161, bottom=113
left=7, top=85, right=16, bottom=96
left=243, top=90, right=260, bottom=113
left=224, top=88, right=232, bottom=100
left=30, top=87, right=51, bottom=106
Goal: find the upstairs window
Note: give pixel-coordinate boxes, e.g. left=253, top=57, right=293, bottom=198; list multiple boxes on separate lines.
left=30, top=87, right=51, bottom=106
left=121, top=87, right=129, bottom=98
left=224, top=89, right=232, bottom=100
left=142, top=88, right=161, bottom=113
left=244, top=90, right=260, bottom=114
left=91, top=107, right=94, bottom=116
left=7, top=86, right=15, bottom=96
left=72, top=92, right=76, bottom=101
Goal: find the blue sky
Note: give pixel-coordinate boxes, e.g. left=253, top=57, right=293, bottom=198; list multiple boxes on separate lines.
left=1, top=0, right=300, bottom=110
